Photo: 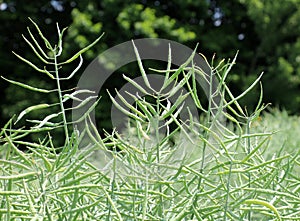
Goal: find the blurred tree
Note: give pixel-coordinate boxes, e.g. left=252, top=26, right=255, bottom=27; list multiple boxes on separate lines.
left=239, top=0, right=300, bottom=112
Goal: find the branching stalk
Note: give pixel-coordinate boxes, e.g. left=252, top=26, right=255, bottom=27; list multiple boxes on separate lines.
left=53, top=52, right=69, bottom=145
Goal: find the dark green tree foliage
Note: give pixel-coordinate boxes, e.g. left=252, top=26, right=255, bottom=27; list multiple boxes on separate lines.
left=239, top=0, right=300, bottom=111
left=0, top=0, right=300, bottom=137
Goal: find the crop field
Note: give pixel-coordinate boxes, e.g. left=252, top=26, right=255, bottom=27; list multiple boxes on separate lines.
left=1, top=20, right=300, bottom=221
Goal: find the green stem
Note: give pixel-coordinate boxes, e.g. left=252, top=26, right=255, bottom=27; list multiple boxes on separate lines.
left=155, top=95, right=164, bottom=219
left=246, top=118, right=251, bottom=220
left=53, top=51, right=69, bottom=145
left=191, top=68, right=213, bottom=219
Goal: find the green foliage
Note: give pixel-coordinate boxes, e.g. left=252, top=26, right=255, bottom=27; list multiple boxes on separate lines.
left=67, top=8, right=102, bottom=59
left=254, top=108, right=300, bottom=157
left=1, top=0, right=300, bottom=135
left=1, top=21, right=300, bottom=219
left=1, top=18, right=103, bottom=146
left=117, top=3, right=196, bottom=41
left=239, top=0, right=300, bottom=111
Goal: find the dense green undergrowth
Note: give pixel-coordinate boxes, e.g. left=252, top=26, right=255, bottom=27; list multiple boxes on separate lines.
left=1, top=109, right=300, bottom=220
left=0, top=20, right=300, bottom=220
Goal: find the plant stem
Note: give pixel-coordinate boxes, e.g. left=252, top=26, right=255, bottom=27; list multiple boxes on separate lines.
left=53, top=51, right=69, bottom=145
left=246, top=118, right=251, bottom=220
left=155, top=95, right=164, bottom=219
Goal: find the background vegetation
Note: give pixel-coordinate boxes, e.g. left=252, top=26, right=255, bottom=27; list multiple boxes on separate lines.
left=0, top=1, right=300, bottom=219
left=1, top=28, right=300, bottom=218
left=0, top=0, right=300, bottom=135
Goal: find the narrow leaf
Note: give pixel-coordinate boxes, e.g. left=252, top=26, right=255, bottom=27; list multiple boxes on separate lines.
left=1, top=76, right=56, bottom=93
left=28, top=17, right=52, bottom=50
left=161, top=43, right=172, bottom=90
left=66, top=95, right=98, bottom=110
left=27, top=26, right=50, bottom=59
left=15, top=103, right=52, bottom=125
left=72, top=98, right=101, bottom=123
left=132, top=40, right=153, bottom=91
left=243, top=199, right=281, bottom=221
left=60, top=33, right=104, bottom=64
left=32, top=113, right=61, bottom=129
left=161, top=92, right=190, bottom=120
left=12, top=51, right=54, bottom=78
left=56, top=23, right=68, bottom=56
left=114, top=89, right=146, bottom=119
left=0, top=172, right=37, bottom=180
left=60, top=55, right=83, bottom=80
left=168, top=69, right=192, bottom=97
left=123, top=74, right=149, bottom=95
left=224, top=72, right=264, bottom=109
left=108, top=90, right=144, bottom=122
left=22, top=34, right=49, bottom=64
left=27, top=119, right=62, bottom=127
left=62, top=89, right=95, bottom=102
